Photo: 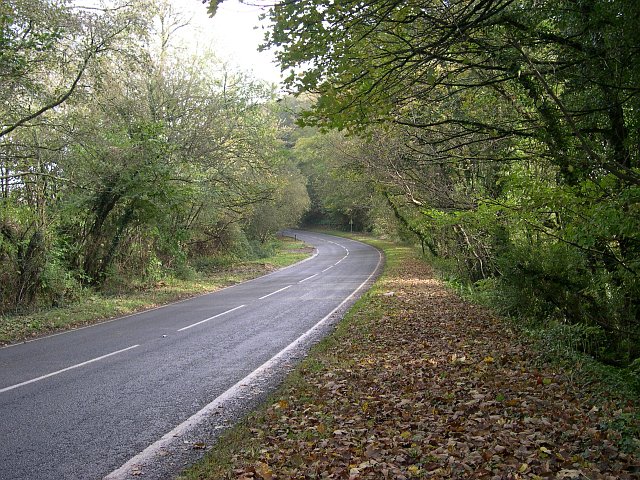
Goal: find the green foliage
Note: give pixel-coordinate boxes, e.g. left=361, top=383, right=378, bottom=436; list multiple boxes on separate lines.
left=292, top=128, right=378, bottom=231
left=206, top=0, right=225, bottom=17
left=40, top=244, right=83, bottom=308
left=264, top=0, right=640, bottom=367
left=245, top=164, right=310, bottom=243
left=540, top=322, right=607, bottom=359
left=0, top=0, right=310, bottom=315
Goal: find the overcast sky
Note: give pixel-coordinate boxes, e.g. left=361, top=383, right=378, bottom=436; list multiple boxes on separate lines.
left=169, top=0, right=282, bottom=85
left=72, top=0, right=282, bottom=85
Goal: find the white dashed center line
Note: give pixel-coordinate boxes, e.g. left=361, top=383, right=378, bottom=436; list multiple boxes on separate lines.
left=0, top=344, right=140, bottom=394
left=299, top=273, right=319, bottom=283
left=177, top=305, right=246, bottom=332
left=258, top=285, right=292, bottom=300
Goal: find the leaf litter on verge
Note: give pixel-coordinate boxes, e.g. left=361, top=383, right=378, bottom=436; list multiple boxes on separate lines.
left=206, top=250, right=639, bottom=479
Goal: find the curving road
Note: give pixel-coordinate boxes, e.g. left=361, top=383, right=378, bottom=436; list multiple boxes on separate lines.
left=0, top=230, right=381, bottom=480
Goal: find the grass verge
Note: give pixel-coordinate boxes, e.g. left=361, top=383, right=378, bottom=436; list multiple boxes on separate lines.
left=0, top=236, right=312, bottom=346
left=177, top=237, right=408, bottom=480
left=437, top=268, right=640, bottom=400
left=179, top=234, right=639, bottom=480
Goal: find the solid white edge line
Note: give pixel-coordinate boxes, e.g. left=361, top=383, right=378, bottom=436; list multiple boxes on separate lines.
left=104, top=241, right=383, bottom=480
left=258, top=285, right=292, bottom=300
left=0, top=345, right=140, bottom=394
left=298, top=273, right=318, bottom=283
left=177, top=305, right=246, bottom=332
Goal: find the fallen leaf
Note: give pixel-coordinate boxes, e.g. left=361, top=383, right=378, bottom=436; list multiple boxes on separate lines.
left=188, top=253, right=640, bottom=480
left=255, top=461, right=273, bottom=480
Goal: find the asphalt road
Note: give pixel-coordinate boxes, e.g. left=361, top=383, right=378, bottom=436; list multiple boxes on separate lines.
left=0, top=230, right=381, bottom=480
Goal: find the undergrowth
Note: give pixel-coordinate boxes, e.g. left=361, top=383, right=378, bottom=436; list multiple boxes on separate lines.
left=180, top=234, right=639, bottom=480
left=0, top=236, right=310, bottom=345
left=435, top=255, right=640, bottom=399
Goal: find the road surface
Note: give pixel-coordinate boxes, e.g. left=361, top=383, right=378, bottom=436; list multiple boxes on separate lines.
left=0, top=230, right=381, bottom=479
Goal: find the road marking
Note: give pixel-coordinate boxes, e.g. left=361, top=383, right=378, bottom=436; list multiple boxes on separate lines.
left=334, top=255, right=348, bottom=266
left=105, top=240, right=383, bottom=480
left=0, top=248, right=317, bottom=351
left=0, top=345, right=140, bottom=394
left=322, top=266, right=333, bottom=272
left=177, top=305, right=246, bottom=332
left=298, top=273, right=318, bottom=283
left=258, top=285, right=292, bottom=300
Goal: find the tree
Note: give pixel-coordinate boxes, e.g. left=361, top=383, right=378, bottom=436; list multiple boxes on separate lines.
left=0, top=0, right=153, bottom=308
left=292, top=129, right=376, bottom=231
left=0, top=0, right=148, bottom=140
left=57, top=15, right=287, bottom=285
left=0, top=0, right=295, bottom=310
left=246, top=166, right=310, bottom=243
left=229, top=0, right=640, bottom=364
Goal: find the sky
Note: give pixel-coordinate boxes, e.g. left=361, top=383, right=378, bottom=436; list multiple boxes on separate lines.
left=72, top=0, right=283, bottom=85
left=169, top=0, right=282, bottom=85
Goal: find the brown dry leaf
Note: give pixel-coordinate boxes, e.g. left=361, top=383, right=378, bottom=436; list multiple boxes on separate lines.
left=196, top=246, right=639, bottom=480
left=254, top=461, right=273, bottom=480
